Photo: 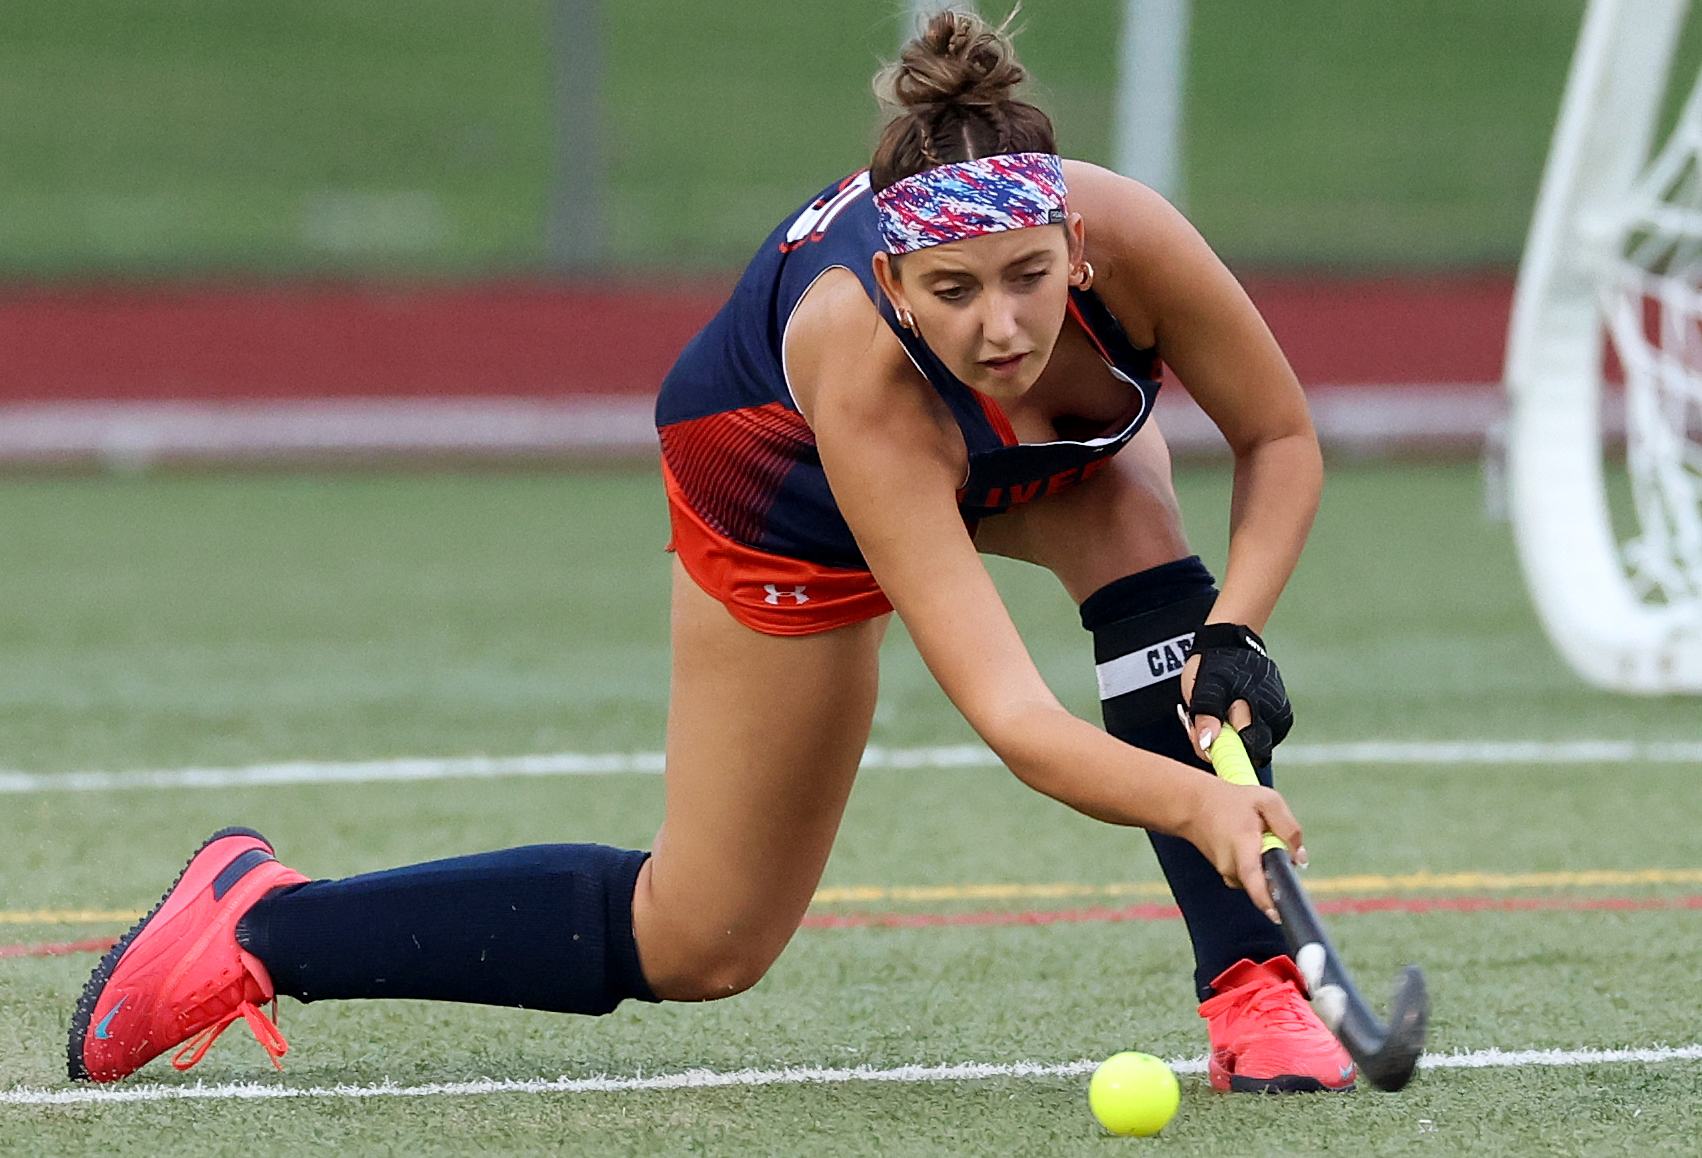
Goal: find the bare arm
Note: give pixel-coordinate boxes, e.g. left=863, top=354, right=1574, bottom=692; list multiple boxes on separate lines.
left=1067, top=164, right=1322, bottom=751
left=1067, top=161, right=1323, bottom=635
left=786, top=271, right=1300, bottom=915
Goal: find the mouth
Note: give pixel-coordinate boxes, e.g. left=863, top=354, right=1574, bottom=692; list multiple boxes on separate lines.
left=979, top=352, right=1028, bottom=377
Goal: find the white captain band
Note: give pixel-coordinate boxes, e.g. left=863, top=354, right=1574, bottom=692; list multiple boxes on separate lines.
left=1095, top=630, right=1196, bottom=700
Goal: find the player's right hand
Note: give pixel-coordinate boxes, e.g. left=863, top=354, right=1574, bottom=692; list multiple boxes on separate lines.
left=1175, top=776, right=1303, bottom=923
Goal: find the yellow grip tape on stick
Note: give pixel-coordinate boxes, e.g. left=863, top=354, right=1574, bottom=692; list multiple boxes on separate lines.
left=1207, top=727, right=1287, bottom=854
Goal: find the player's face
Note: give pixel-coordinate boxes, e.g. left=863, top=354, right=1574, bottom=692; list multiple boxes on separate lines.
left=890, top=225, right=1076, bottom=400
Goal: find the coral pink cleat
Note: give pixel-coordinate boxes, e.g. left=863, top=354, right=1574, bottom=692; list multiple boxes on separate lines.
left=69, top=827, right=308, bottom=1082
left=1199, top=955, right=1357, bottom=1093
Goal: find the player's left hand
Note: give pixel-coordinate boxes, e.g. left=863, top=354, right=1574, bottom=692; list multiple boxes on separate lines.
left=1179, top=623, right=1293, bottom=767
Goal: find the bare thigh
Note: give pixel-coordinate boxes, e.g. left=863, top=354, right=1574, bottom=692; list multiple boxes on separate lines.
left=632, top=560, right=888, bottom=1001
left=972, top=422, right=1193, bottom=598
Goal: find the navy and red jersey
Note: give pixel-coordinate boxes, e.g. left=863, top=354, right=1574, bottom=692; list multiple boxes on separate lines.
left=655, top=170, right=1161, bottom=573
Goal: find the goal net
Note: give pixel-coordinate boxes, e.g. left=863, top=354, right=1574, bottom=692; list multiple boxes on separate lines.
left=1614, top=80, right=1702, bottom=614
left=1506, top=0, right=1702, bottom=691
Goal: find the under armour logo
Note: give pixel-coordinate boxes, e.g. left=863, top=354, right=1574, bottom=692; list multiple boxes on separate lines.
left=763, top=584, right=810, bottom=605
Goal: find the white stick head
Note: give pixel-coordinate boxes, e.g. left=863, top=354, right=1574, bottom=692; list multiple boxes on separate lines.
left=1313, top=983, right=1348, bottom=1032
left=1297, top=941, right=1327, bottom=992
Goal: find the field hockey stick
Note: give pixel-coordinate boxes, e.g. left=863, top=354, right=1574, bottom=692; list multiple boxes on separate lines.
left=1207, top=725, right=1429, bottom=1092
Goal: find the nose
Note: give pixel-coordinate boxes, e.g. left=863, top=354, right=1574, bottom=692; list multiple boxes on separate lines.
left=979, top=289, right=1021, bottom=348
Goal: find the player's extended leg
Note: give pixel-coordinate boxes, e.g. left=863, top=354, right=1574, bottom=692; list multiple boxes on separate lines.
left=633, top=561, right=885, bottom=1000
left=974, top=427, right=1353, bottom=1093
left=71, top=560, right=884, bottom=1081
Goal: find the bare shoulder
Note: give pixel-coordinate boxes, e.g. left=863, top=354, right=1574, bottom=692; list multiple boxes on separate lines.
left=784, top=268, right=962, bottom=485
left=786, top=266, right=883, bottom=362
left=1061, top=160, right=1207, bottom=258
left=783, top=267, right=902, bottom=423
left=1061, top=159, right=1248, bottom=345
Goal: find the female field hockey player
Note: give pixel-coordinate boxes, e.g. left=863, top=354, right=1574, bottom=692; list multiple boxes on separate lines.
left=71, top=11, right=1350, bottom=1094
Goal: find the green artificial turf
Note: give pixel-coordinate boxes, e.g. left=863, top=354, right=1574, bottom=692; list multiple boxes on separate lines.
left=4, top=462, right=1702, bottom=1155
left=6, top=0, right=1701, bottom=274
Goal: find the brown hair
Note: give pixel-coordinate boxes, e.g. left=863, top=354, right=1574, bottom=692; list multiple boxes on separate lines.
left=870, top=9, right=1057, bottom=192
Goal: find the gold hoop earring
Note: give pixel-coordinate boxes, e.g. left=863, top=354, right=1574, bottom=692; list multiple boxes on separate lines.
left=896, top=307, right=917, bottom=333
left=1072, top=261, right=1095, bottom=290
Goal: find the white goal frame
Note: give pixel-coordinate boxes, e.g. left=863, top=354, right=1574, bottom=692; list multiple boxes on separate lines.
left=1505, top=0, right=1702, bottom=692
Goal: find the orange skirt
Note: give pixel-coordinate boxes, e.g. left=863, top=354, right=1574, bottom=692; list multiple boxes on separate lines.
left=662, top=461, right=894, bottom=636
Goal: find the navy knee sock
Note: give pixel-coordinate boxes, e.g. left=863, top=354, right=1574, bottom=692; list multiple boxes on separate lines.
left=1081, top=557, right=1288, bottom=1002
left=236, top=843, right=657, bottom=1014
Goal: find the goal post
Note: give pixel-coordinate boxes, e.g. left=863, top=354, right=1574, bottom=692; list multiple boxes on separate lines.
left=1111, top=0, right=1188, bottom=205
left=1506, top=0, right=1702, bottom=692
left=546, top=0, right=605, bottom=271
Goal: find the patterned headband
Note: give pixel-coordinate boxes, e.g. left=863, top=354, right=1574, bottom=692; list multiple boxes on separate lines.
left=874, top=152, right=1068, bottom=256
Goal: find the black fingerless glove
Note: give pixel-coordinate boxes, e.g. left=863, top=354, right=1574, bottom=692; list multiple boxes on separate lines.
left=1187, top=623, right=1294, bottom=767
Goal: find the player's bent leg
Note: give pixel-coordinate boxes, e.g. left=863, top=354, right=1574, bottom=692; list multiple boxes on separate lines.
left=1200, top=957, right=1356, bottom=1093
left=1077, top=558, right=1289, bottom=995
left=633, top=561, right=886, bottom=1001
left=975, top=434, right=1352, bottom=1092
left=1081, top=571, right=1350, bottom=1092
left=969, top=423, right=1191, bottom=604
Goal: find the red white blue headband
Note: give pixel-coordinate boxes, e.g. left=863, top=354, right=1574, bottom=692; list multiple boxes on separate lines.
left=874, top=152, right=1068, bottom=255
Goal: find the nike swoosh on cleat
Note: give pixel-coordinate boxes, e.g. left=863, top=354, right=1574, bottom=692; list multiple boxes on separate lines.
left=93, top=997, right=126, bottom=1040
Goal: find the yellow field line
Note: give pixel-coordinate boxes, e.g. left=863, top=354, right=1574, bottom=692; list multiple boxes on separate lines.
left=810, top=868, right=1702, bottom=905
left=0, top=909, right=142, bottom=926
left=1297, top=869, right=1702, bottom=893
left=8, top=868, right=1702, bottom=927
left=812, top=882, right=1173, bottom=904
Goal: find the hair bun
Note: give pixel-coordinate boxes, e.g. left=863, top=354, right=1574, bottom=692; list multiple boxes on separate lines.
left=878, top=9, right=1026, bottom=112
left=868, top=7, right=1056, bottom=189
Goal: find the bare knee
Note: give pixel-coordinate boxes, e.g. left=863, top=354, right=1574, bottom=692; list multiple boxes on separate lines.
left=643, top=938, right=781, bottom=1002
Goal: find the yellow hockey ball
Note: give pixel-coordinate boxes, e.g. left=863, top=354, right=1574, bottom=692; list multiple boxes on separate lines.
left=1088, top=1051, right=1180, bottom=1136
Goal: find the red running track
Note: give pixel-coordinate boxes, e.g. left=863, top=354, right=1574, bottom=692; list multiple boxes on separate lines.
left=0, top=273, right=1514, bottom=403
left=0, top=281, right=726, bottom=402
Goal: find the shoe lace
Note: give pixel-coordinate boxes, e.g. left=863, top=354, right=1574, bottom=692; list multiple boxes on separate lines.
left=1232, top=979, right=1316, bottom=1033
left=171, top=998, right=288, bottom=1073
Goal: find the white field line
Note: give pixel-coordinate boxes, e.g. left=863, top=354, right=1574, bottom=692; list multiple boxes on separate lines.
left=1, top=740, right=1700, bottom=795
left=1280, top=740, right=1702, bottom=766
left=0, top=387, right=1503, bottom=466
left=4, top=1044, right=1702, bottom=1107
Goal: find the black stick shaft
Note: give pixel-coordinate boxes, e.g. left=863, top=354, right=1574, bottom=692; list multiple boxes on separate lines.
left=1262, top=848, right=1428, bottom=1092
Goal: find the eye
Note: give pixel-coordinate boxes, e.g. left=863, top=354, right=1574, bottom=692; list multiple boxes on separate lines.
left=1016, top=268, right=1049, bottom=287
left=934, top=285, right=968, bottom=302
